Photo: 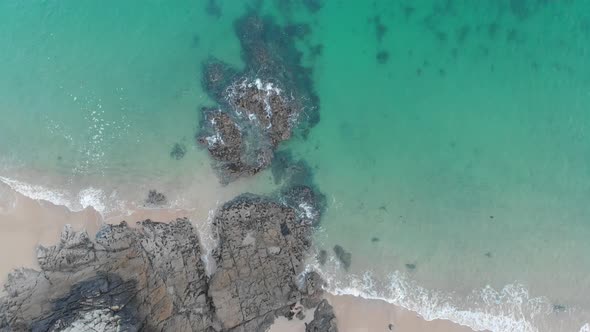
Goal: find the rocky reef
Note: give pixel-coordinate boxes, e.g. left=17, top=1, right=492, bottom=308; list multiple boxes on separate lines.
left=0, top=187, right=334, bottom=332
left=198, top=13, right=320, bottom=183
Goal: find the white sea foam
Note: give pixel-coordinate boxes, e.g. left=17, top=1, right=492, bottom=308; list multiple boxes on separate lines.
left=298, top=202, right=317, bottom=221
left=0, top=176, right=115, bottom=216
left=308, top=262, right=555, bottom=332
left=199, top=204, right=221, bottom=276
left=78, top=187, right=107, bottom=214
left=0, top=176, right=74, bottom=210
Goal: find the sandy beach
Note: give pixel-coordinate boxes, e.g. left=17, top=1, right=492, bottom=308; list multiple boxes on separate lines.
left=268, top=294, right=478, bottom=332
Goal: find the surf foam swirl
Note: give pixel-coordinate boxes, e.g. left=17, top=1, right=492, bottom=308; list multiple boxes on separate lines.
left=306, top=262, right=558, bottom=332
left=0, top=176, right=115, bottom=216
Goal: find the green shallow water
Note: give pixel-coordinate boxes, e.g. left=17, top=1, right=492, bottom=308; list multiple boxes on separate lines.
left=1, top=1, right=590, bottom=331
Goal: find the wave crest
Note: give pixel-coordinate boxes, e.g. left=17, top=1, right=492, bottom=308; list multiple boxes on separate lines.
left=310, top=263, right=554, bottom=332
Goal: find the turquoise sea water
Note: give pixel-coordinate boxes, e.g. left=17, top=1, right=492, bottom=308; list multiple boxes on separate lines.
left=1, top=1, right=590, bottom=331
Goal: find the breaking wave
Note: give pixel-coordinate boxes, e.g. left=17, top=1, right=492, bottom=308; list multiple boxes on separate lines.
left=0, top=176, right=119, bottom=216
left=308, top=261, right=588, bottom=332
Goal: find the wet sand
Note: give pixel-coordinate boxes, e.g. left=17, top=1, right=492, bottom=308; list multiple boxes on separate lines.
left=268, top=294, right=479, bottom=332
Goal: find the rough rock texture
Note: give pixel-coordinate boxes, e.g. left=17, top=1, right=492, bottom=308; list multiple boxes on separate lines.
left=208, top=189, right=323, bottom=330
left=0, top=188, right=328, bottom=332
left=226, top=78, right=298, bottom=148
left=198, top=107, right=262, bottom=180
left=0, top=219, right=217, bottom=332
left=198, top=13, right=320, bottom=183
left=306, top=299, right=338, bottom=332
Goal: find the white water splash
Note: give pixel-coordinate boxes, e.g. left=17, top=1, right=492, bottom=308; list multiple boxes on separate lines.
left=307, top=261, right=554, bottom=332
left=0, top=176, right=116, bottom=216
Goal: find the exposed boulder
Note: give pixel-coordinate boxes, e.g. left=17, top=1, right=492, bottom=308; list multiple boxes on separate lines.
left=306, top=299, right=338, bottom=332
left=208, top=190, right=323, bottom=330
left=1, top=186, right=328, bottom=332
left=0, top=219, right=218, bottom=332
left=170, top=143, right=187, bottom=160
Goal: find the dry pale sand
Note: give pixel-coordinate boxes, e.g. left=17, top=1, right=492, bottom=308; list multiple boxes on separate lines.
left=269, top=295, right=478, bottom=332
left=0, top=183, right=214, bottom=284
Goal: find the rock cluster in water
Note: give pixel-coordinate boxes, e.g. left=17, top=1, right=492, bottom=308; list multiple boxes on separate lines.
left=0, top=187, right=335, bottom=332
left=198, top=13, right=320, bottom=183
left=0, top=9, right=338, bottom=332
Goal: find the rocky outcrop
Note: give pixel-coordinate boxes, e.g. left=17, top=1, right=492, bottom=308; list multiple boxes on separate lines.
left=198, top=13, right=320, bottom=183
left=306, top=300, right=338, bottom=332
left=0, top=187, right=328, bottom=332
left=0, top=219, right=217, bottom=332
left=208, top=189, right=323, bottom=330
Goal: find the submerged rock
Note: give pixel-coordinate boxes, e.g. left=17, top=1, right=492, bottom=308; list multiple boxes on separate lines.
left=170, top=142, right=187, bottom=160
left=333, top=245, right=352, bottom=270
left=198, top=107, right=262, bottom=181
left=198, top=13, right=320, bottom=183
left=271, top=149, right=315, bottom=186
left=306, top=299, right=338, bottom=332
left=1, top=186, right=328, bottom=332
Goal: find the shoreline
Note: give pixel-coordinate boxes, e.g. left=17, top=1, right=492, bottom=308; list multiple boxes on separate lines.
left=0, top=184, right=477, bottom=332
left=2, top=182, right=589, bottom=332
left=268, top=294, right=479, bottom=332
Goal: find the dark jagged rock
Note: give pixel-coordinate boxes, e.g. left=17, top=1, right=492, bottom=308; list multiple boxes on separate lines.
left=198, top=75, right=301, bottom=183
left=0, top=219, right=218, bottom=332
left=208, top=189, right=324, bottom=330
left=145, top=189, right=167, bottom=206
left=306, top=299, right=338, bottom=332
left=1, top=189, right=329, bottom=332
left=333, top=245, right=352, bottom=270
left=226, top=78, right=298, bottom=148
left=198, top=107, right=266, bottom=182
left=31, top=274, right=140, bottom=332
left=170, top=142, right=187, bottom=160
left=198, top=12, right=321, bottom=183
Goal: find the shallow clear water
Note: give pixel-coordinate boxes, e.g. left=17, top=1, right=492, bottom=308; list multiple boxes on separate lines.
left=1, top=1, right=590, bottom=331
